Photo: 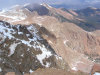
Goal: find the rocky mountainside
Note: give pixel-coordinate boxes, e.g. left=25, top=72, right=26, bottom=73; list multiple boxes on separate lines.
left=0, top=21, right=68, bottom=75
left=0, top=3, right=100, bottom=75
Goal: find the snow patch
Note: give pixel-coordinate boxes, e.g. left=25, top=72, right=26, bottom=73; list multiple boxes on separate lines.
left=18, top=32, right=23, bottom=35
left=64, top=40, right=69, bottom=45
left=94, top=72, right=100, bottom=75
left=8, top=43, right=20, bottom=56
left=45, top=62, right=51, bottom=67
left=26, top=34, right=30, bottom=37
left=72, top=67, right=78, bottom=71
left=29, top=69, right=34, bottom=73
left=19, top=62, right=21, bottom=65
left=0, top=68, right=2, bottom=72
left=55, top=55, right=63, bottom=60
left=36, top=45, right=52, bottom=67
left=27, top=25, right=42, bottom=40
left=21, top=40, right=32, bottom=47
left=21, top=54, right=24, bottom=57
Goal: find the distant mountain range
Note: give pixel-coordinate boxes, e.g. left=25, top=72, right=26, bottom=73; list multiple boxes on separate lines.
left=50, top=0, right=100, bottom=9
left=51, top=3, right=100, bottom=9
left=1, top=0, right=100, bottom=9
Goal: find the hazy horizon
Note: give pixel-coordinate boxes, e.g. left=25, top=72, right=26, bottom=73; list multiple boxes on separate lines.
left=0, top=0, right=100, bottom=9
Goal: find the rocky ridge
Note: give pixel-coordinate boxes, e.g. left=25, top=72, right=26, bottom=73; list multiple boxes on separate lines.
left=0, top=21, right=68, bottom=75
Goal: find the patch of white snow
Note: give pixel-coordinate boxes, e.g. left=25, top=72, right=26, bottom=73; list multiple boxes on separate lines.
left=45, top=62, right=51, bottom=67
left=8, top=43, right=20, bottom=56
left=18, top=32, right=23, bottom=35
left=36, top=45, right=52, bottom=66
left=0, top=68, right=2, bottom=72
left=94, top=72, right=100, bottom=75
left=64, top=40, right=69, bottom=45
left=72, top=67, right=78, bottom=71
left=29, top=69, right=34, bottom=73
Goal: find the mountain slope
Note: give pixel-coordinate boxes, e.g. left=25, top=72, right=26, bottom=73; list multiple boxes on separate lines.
left=0, top=21, right=68, bottom=75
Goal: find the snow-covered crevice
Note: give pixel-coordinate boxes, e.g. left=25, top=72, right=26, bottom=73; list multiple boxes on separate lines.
left=8, top=42, right=20, bottom=56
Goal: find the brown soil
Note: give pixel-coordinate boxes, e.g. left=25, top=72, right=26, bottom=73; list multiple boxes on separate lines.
left=6, top=68, right=89, bottom=75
